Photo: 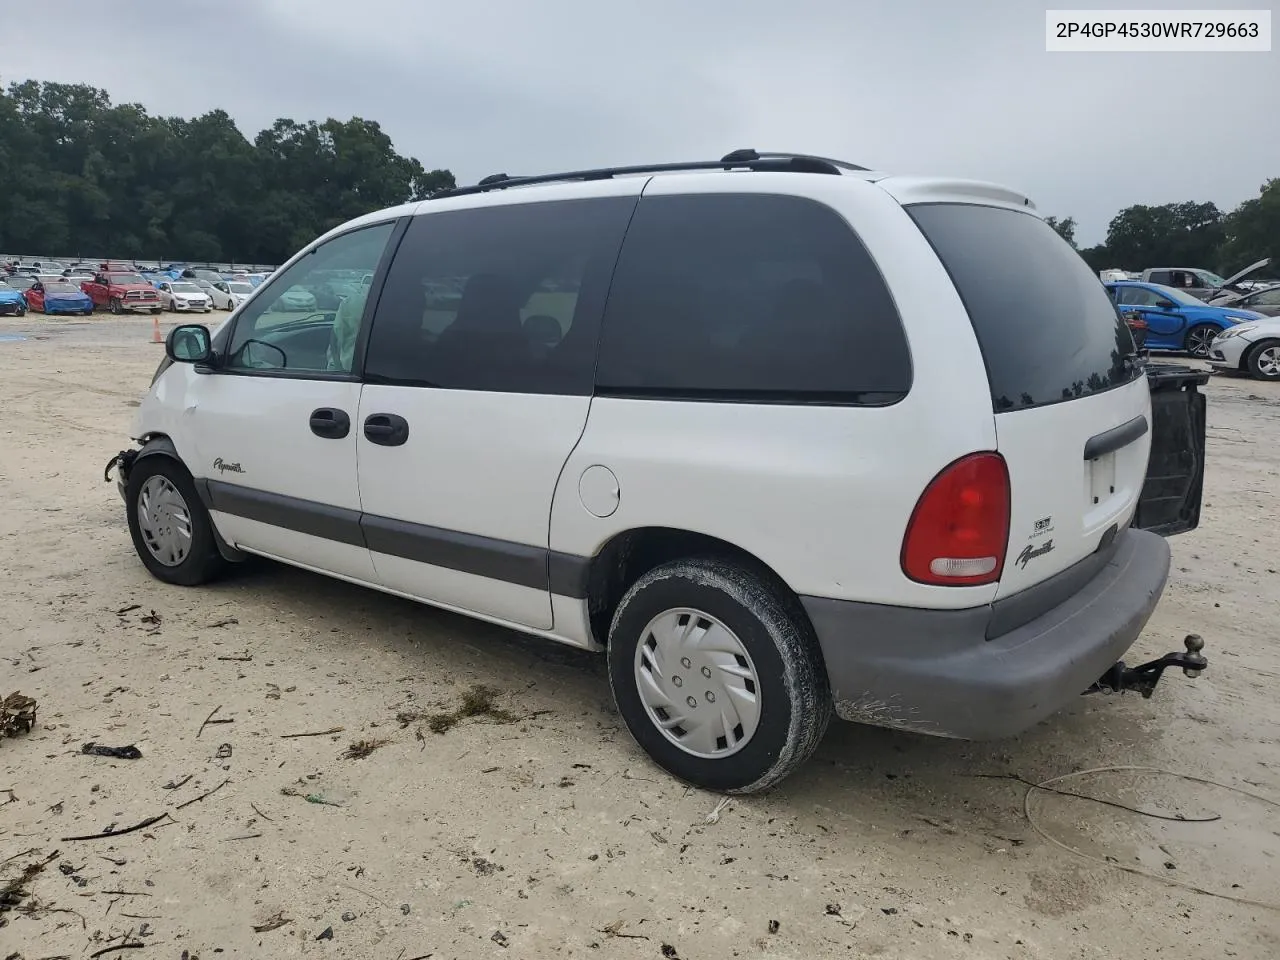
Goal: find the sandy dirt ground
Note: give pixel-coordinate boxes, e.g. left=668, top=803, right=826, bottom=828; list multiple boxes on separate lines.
left=1, top=314, right=1278, bottom=960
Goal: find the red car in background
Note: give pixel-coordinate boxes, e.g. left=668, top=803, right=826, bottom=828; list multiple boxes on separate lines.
left=81, top=271, right=162, bottom=314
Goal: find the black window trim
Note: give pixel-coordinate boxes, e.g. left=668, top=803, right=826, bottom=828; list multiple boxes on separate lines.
left=592, top=190, right=913, bottom=408
left=904, top=200, right=1143, bottom=413
left=208, top=217, right=410, bottom=382
left=359, top=195, right=642, bottom=396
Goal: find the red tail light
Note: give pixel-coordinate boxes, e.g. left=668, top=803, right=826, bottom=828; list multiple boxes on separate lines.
left=901, top=453, right=1010, bottom=586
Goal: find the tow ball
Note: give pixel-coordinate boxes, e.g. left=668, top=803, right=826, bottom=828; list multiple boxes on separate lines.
left=1085, top=634, right=1208, bottom=699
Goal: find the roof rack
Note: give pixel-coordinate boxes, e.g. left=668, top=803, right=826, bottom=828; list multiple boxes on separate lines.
left=436, top=149, right=870, bottom=198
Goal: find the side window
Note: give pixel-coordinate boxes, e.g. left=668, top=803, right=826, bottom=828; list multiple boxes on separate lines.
left=1252, top=289, right=1280, bottom=306
left=225, top=222, right=396, bottom=375
left=1147, top=271, right=1172, bottom=286
left=364, top=197, right=636, bottom=395
left=595, top=193, right=911, bottom=402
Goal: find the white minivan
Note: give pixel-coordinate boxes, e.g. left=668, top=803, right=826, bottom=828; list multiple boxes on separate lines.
left=106, top=151, right=1210, bottom=793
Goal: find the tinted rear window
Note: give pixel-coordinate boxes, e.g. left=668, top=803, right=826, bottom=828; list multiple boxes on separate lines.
left=908, top=203, right=1140, bottom=412
left=595, top=193, right=911, bottom=403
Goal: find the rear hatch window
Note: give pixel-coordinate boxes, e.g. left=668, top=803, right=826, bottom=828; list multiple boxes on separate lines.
left=906, top=203, right=1142, bottom=412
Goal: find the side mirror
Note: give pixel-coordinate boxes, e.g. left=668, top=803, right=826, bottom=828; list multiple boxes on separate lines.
left=166, top=324, right=213, bottom=364
left=1156, top=299, right=1175, bottom=310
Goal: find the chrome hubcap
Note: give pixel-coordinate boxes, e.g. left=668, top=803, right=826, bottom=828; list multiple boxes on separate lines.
left=633, top=608, right=761, bottom=758
left=136, top=475, right=192, bottom=567
left=1257, top=346, right=1280, bottom=376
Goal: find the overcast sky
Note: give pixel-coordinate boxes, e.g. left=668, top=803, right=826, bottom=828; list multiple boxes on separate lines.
left=4, top=0, right=1276, bottom=245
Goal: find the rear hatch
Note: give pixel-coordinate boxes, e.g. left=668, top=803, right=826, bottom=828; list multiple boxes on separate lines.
left=907, top=203, right=1191, bottom=599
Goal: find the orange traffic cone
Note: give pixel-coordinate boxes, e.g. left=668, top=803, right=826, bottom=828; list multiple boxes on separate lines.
left=151, top=314, right=163, bottom=344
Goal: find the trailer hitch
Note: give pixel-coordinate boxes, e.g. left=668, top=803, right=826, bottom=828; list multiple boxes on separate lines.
left=1085, top=634, right=1207, bottom=699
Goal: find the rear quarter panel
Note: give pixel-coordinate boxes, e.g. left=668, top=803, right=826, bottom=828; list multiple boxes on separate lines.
left=551, top=173, right=1001, bottom=611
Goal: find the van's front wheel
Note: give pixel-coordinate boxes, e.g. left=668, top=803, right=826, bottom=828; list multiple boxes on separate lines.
left=607, top=557, right=831, bottom=794
left=125, top=457, right=226, bottom=586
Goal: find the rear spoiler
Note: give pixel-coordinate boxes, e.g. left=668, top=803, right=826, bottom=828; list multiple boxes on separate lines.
left=1134, top=364, right=1209, bottom=537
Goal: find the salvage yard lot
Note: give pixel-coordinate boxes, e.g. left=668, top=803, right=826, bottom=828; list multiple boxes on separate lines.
left=1, top=315, right=1278, bottom=960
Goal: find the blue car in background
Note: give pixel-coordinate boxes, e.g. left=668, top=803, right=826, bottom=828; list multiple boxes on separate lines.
left=0, top=281, right=27, bottom=317
left=1106, top=281, right=1267, bottom=357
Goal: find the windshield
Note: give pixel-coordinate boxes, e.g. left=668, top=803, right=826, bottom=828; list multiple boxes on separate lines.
left=1151, top=283, right=1205, bottom=306
left=171, top=282, right=201, bottom=293
left=1199, top=271, right=1227, bottom=287
left=6, top=276, right=34, bottom=289
left=109, top=273, right=147, bottom=285
left=47, top=284, right=80, bottom=295
left=228, top=282, right=254, bottom=294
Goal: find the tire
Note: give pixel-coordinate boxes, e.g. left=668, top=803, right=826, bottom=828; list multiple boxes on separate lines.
left=109, top=297, right=122, bottom=315
left=151, top=308, right=162, bottom=315
left=17, top=305, right=26, bottom=317
left=1246, top=340, right=1280, bottom=382
left=1184, top=323, right=1219, bottom=358
left=124, top=455, right=227, bottom=587
left=607, top=556, right=831, bottom=794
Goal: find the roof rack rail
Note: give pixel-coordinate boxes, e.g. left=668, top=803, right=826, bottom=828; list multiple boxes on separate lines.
left=436, top=148, right=870, bottom=198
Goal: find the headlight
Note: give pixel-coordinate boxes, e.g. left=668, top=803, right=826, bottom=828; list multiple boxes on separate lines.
left=1224, top=316, right=1253, bottom=325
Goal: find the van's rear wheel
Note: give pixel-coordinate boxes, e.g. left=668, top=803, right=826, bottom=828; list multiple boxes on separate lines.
left=1184, top=323, right=1219, bottom=358
left=607, top=557, right=831, bottom=793
left=1246, top=341, right=1280, bottom=381
left=125, top=456, right=226, bottom=586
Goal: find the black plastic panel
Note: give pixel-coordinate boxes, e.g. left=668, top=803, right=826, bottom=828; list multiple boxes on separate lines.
left=1134, top=363, right=1209, bottom=536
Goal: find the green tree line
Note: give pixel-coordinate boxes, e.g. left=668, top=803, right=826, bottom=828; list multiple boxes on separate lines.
left=2, top=78, right=1275, bottom=274
left=1045, top=182, right=1279, bottom=276
left=0, top=79, right=454, bottom=265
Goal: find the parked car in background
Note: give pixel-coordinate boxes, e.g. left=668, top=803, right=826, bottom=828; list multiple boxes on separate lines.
left=275, top=285, right=318, bottom=312
left=81, top=271, right=163, bottom=314
left=1106, top=281, right=1266, bottom=356
left=24, top=280, right=95, bottom=315
left=1208, top=284, right=1280, bottom=318
left=1143, top=258, right=1270, bottom=302
left=0, top=281, right=27, bottom=316
left=207, top=279, right=254, bottom=310
left=182, top=268, right=226, bottom=285
left=2, top=274, right=36, bottom=296
left=157, top=280, right=213, bottom=313
left=1208, top=317, right=1280, bottom=381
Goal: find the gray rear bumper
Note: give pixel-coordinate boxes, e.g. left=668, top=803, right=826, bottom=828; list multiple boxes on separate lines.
left=801, top=528, right=1171, bottom=740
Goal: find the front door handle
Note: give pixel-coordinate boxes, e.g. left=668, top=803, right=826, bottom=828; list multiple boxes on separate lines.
left=363, top=413, right=409, bottom=447
left=309, top=407, right=350, bottom=439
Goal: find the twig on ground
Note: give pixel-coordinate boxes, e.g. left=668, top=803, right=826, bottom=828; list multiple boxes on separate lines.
left=250, top=802, right=273, bottom=822
left=62, top=813, right=170, bottom=842
left=280, top=727, right=345, bottom=739
left=253, top=911, right=292, bottom=932
left=174, top=778, right=230, bottom=811
left=196, top=705, right=222, bottom=739
left=339, top=881, right=389, bottom=906
left=216, top=653, right=252, bottom=662
left=98, top=890, right=153, bottom=896
left=161, top=775, right=193, bottom=791
left=88, top=943, right=145, bottom=958
left=223, top=833, right=262, bottom=841
left=206, top=617, right=239, bottom=628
